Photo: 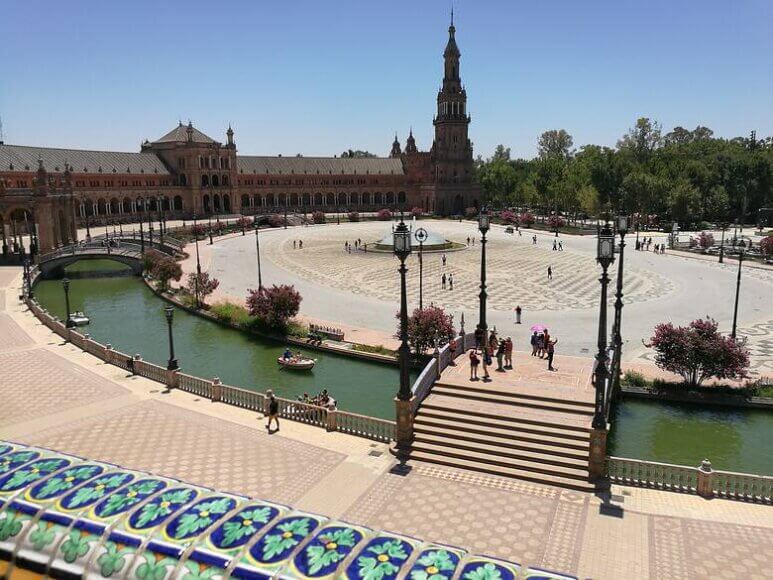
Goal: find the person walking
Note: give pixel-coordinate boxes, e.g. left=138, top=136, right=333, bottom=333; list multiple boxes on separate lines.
left=293, top=240, right=297, bottom=249
left=515, top=305, right=522, bottom=324
left=530, top=331, right=539, bottom=356
left=299, top=240, right=303, bottom=249
left=442, top=253, right=447, bottom=267
left=533, top=235, right=537, bottom=245
left=266, top=390, right=280, bottom=432
left=441, top=273, right=447, bottom=289
left=448, top=273, right=454, bottom=290
left=504, top=337, right=513, bottom=369
left=469, top=349, right=480, bottom=380
left=547, top=265, right=553, bottom=280
left=558, top=241, right=563, bottom=251
left=546, top=337, right=558, bottom=371
left=553, top=240, right=557, bottom=251
left=467, top=236, right=471, bottom=245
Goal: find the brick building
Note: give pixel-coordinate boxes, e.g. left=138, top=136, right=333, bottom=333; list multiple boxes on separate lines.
left=0, top=20, right=480, bottom=253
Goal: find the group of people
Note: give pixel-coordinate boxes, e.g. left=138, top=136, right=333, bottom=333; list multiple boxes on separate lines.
left=530, top=329, right=558, bottom=371
left=264, top=386, right=337, bottom=433
left=636, top=237, right=665, bottom=254
left=297, top=389, right=337, bottom=410
left=292, top=240, right=304, bottom=249
left=468, top=329, right=514, bottom=381
left=343, top=239, right=364, bottom=253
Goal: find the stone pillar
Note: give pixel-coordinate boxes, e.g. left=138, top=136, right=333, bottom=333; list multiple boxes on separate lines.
left=167, top=369, right=179, bottom=389
left=393, top=396, right=415, bottom=455
left=588, top=427, right=607, bottom=481
left=326, top=409, right=338, bottom=432
left=105, top=344, right=113, bottom=365
left=696, top=459, right=714, bottom=499
left=211, top=377, right=222, bottom=402
left=132, top=354, right=142, bottom=375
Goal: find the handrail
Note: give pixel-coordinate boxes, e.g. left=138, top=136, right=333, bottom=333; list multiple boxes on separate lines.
left=607, top=456, right=771, bottom=504
left=410, top=331, right=475, bottom=413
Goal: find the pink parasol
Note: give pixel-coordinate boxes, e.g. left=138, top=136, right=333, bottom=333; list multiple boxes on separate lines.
left=530, top=324, right=547, bottom=332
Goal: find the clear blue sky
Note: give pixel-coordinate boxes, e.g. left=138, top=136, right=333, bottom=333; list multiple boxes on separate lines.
left=2, top=0, right=771, bottom=159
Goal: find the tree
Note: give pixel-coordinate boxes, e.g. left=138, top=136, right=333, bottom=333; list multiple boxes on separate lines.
left=499, top=210, right=517, bottom=224
left=519, top=211, right=535, bottom=227
left=760, top=235, right=773, bottom=257
left=341, top=149, right=376, bottom=158
left=312, top=211, right=325, bottom=224
left=377, top=208, right=392, bottom=220
left=186, top=271, right=220, bottom=303
left=538, top=130, right=574, bottom=160
left=246, top=285, right=302, bottom=329
left=618, top=117, right=663, bottom=162
left=396, top=305, right=455, bottom=355
left=646, top=318, right=749, bottom=386
left=152, top=258, right=182, bottom=290
left=697, top=231, right=714, bottom=250
left=547, top=214, right=566, bottom=229
left=410, top=207, right=423, bottom=217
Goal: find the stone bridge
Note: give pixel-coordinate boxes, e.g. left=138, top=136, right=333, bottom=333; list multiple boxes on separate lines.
left=37, top=243, right=147, bottom=278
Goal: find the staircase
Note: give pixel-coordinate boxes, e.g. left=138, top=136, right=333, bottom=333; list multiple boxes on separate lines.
left=409, top=380, right=598, bottom=492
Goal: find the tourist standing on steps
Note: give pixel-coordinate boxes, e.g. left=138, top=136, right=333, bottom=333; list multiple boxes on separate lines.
left=482, top=342, right=492, bottom=382
left=266, top=390, right=280, bottom=432
left=542, top=329, right=551, bottom=359
left=496, top=338, right=506, bottom=372
left=547, top=265, right=553, bottom=280
left=448, top=273, right=454, bottom=290
left=530, top=331, right=539, bottom=356
left=546, top=337, right=558, bottom=371
left=441, top=273, right=447, bottom=289
left=515, top=305, right=522, bottom=324
left=469, top=349, right=480, bottom=380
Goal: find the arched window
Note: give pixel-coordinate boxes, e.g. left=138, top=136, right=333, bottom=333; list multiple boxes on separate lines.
left=375, top=192, right=384, bottom=205
left=314, top=193, right=323, bottom=206
left=201, top=175, right=209, bottom=187
left=290, top=193, right=299, bottom=207
left=278, top=193, right=287, bottom=207
left=223, top=194, right=231, bottom=212
left=266, top=193, right=275, bottom=207
left=179, top=174, right=187, bottom=187
left=325, top=193, right=335, bottom=206
left=212, top=175, right=220, bottom=187
left=213, top=194, right=221, bottom=212
left=203, top=195, right=211, bottom=213
left=123, top=197, right=133, bottom=214
left=110, top=198, right=120, bottom=214
left=398, top=191, right=406, bottom=203
left=173, top=195, right=183, bottom=211
left=350, top=192, right=360, bottom=206
left=97, top=198, right=108, bottom=215
left=303, top=193, right=311, bottom=206
left=222, top=175, right=229, bottom=186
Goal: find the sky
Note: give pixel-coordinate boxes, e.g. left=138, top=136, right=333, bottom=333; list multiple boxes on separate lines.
left=2, top=0, right=771, bottom=159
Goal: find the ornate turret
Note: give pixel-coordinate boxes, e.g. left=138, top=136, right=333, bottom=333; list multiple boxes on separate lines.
left=34, top=157, right=47, bottom=196
left=390, top=133, right=402, bottom=158
left=186, top=121, right=194, bottom=144
left=227, top=125, right=234, bottom=148
left=63, top=162, right=73, bottom=193
left=405, top=128, right=418, bottom=154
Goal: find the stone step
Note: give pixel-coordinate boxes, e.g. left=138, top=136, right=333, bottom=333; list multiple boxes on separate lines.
left=420, top=398, right=591, bottom=433
left=432, top=384, right=594, bottom=416
left=416, top=408, right=590, bottom=442
left=412, top=432, right=588, bottom=469
left=409, top=440, right=589, bottom=481
left=412, top=421, right=590, bottom=458
left=407, top=451, right=598, bottom=492
left=436, top=380, right=596, bottom=408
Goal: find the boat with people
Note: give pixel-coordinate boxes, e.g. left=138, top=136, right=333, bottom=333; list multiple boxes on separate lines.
left=277, top=348, right=316, bottom=370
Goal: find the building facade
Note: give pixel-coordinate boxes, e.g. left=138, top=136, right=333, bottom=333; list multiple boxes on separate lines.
left=0, top=21, right=480, bottom=253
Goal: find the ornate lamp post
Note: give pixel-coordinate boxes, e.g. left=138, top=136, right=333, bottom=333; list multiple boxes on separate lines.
left=138, top=199, right=146, bottom=253
left=164, top=306, right=179, bottom=370
left=592, top=222, right=615, bottom=430
left=718, top=222, right=728, bottom=264
left=254, top=222, right=263, bottom=289
left=62, top=277, right=75, bottom=328
left=731, top=249, right=744, bottom=339
left=208, top=215, right=214, bottom=245
left=611, top=214, right=628, bottom=392
left=157, top=195, right=165, bottom=246
left=415, top=228, right=428, bottom=309
left=192, top=215, right=202, bottom=308
left=393, top=214, right=413, bottom=451
left=23, top=258, right=33, bottom=299
left=477, top=206, right=490, bottom=378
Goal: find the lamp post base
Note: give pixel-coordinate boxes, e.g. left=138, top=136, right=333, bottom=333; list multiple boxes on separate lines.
left=588, top=427, right=608, bottom=481
left=393, top=396, right=415, bottom=458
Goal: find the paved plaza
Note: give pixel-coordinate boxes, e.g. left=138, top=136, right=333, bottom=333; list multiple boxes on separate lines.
left=1, top=266, right=772, bottom=579
left=205, top=221, right=773, bottom=376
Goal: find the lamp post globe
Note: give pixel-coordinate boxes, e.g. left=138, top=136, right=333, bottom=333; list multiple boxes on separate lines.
left=164, top=305, right=179, bottom=371
left=394, top=216, right=412, bottom=402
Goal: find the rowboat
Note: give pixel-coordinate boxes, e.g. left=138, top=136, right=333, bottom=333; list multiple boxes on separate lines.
left=69, top=311, right=90, bottom=326
left=277, top=357, right=316, bottom=371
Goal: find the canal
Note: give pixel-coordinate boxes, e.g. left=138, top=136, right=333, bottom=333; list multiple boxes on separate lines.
left=34, top=262, right=773, bottom=475
left=34, top=262, right=410, bottom=420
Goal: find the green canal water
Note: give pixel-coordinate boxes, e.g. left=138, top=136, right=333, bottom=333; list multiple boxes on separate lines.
left=34, top=262, right=409, bottom=420
left=35, top=262, right=773, bottom=475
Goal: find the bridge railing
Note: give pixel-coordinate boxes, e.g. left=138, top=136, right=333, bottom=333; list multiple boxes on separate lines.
left=411, top=332, right=475, bottom=413
left=607, top=456, right=772, bottom=504
left=24, top=295, right=395, bottom=444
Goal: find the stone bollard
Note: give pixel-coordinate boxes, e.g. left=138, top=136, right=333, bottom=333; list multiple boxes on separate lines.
left=211, top=377, right=222, bottom=402
left=326, top=409, right=338, bottom=432
left=131, top=355, right=141, bottom=375
left=105, top=344, right=113, bottom=364
left=696, top=459, right=714, bottom=499
left=588, top=428, right=608, bottom=481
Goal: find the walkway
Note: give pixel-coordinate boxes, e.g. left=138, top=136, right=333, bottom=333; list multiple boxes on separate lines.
left=1, top=267, right=772, bottom=579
